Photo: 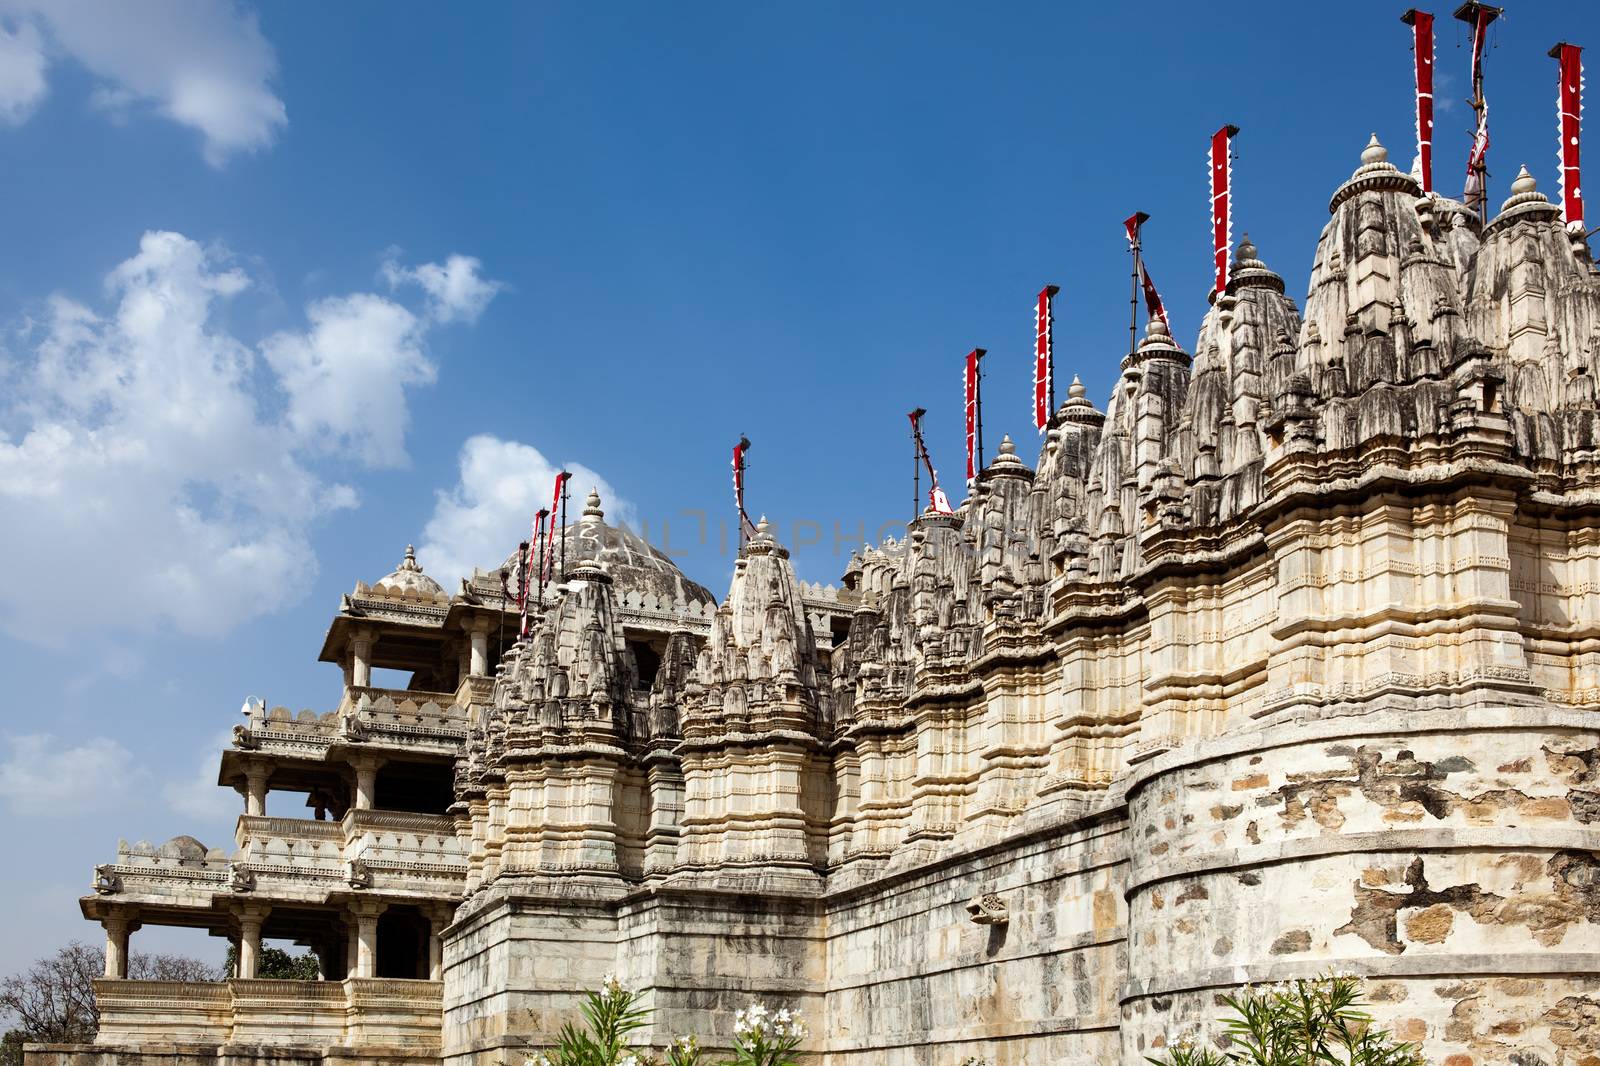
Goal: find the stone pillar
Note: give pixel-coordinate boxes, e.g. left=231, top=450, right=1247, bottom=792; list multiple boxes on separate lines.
left=102, top=917, right=131, bottom=979
left=243, top=762, right=270, bottom=817
left=469, top=624, right=490, bottom=677
left=345, top=921, right=359, bottom=980
left=350, top=628, right=376, bottom=689
left=351, top=901, right=386, bottom=978
left=427, top=907, right=451, bottom=981
left=350, top=755, right=384, bottom=811
left=238, top=908, right=269, bottom=979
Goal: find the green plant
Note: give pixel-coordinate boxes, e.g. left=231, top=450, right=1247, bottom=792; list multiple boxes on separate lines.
left=223, top=945, right=319, bottom=980
left=528, top=975, right=649, bottom=1066
left=1147, top=973, right=1424, bottom=1066
left=521, top=980, right=808, bottom=1066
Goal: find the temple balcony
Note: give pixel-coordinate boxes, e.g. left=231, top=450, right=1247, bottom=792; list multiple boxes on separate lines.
left=92, top=977, right=442, bottom=1048
left=231, top=809, right=466, bottom=898
left=90, top=811, right=466, bottom=916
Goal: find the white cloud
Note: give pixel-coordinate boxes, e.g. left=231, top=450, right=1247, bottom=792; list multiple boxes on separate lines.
left=0, top=18, right=47, bottom=126
left=383, top=253, right=504, bottom=325
left=262, top=293, right=433, bottom=468
left=419, top=435, right=625, bottom=587
left=0, top=232, right=486, bottom=642
left=0, top=0, right=286, bottom=165
left=0, top=733, right=145, bottom=816
left=162, top=730, right=239, bottom=822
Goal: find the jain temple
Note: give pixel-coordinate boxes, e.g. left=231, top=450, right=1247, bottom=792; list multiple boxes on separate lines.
left=25, top=24, right=1600, bottom=1066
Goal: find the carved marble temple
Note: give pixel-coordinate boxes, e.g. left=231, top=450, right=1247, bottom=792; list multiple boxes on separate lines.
left=25, top=123, right=1600, bottom=1066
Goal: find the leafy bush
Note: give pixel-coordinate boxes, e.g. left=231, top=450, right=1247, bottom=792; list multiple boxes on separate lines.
left=1147, top=974, right=1424, bottom=1066
left=223, top=945, right=320, bottom=980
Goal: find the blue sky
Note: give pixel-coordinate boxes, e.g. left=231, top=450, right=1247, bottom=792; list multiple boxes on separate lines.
left=2, top=0, right=1597, bottom=974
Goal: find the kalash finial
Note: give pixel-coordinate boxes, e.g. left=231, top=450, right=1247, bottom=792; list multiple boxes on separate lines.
left=999, top=434, right=1016, bottom=456
left=399, top=544, right=421, bottom=572
left=1145, top=316, right=1171, bottom=339
left=1511, top=165, right=1537, bottom=197
left=1236, top=233, right=1259, bottom=263
left=1361, top=133, right=1388, bottom=166
left=1068, top=375, right=1088, bottom=401
left=582, top=487, right=604, bottom=521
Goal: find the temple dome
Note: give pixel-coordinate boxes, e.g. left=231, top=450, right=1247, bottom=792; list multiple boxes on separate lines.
left=505, top=488, right=716, bottom=607
left=373, top=545, right=447, bottom=599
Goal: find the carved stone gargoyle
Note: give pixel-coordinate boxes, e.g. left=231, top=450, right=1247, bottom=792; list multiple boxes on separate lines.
left=228, top=864, right=256, bottom=893
left=346, top=858, right=373, bottom=890
left=966, top=892, right=1008, bottom=925
left=93, top=865, right=122, bottom=895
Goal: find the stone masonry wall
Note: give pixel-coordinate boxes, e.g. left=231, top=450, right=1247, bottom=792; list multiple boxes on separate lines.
left=1121, top=705, right=1600, bottom=1065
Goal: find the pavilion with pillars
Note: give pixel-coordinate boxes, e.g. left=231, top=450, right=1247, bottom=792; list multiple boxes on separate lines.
left=77, top=545, right=505, bottom=1047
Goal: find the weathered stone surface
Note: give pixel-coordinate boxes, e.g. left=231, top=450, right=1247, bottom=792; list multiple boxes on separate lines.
left=39, top=89, right=1600, bottom=1066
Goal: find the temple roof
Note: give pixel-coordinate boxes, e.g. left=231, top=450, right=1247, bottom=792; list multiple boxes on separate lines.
left=502, top=488, right=716, bottom=608
left=373, top=544, right=447, bottom=600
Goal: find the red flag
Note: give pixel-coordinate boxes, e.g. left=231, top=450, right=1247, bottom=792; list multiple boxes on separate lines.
left=541, top=472, right=570, bottom=581
left=964, top=351, right=977, bottom=479
left=1034, top=286, right=1058, bottom=432
left=1209, top=125, right=1239, bottom=297
left=1402, top=10, right=1435, bottom=194
left=1553, top=42, right=1586, bottom=231
left=1123, top=213, right=1169, bottom=329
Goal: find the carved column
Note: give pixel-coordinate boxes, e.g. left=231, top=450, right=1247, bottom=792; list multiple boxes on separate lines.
left=350, top=900, right=386, bottom=978
left=467, top=620, right=491, bottom=678
left=237, top=905, right=269, bottom=979
left=102, top=916, right=131, bottom=979
left=426, top=905, right=452, bottom=981
left=350, top=627, right=376, bottom=689
left=242, top=760, right=270, bottom=817
left=349, top=754, right=385, bottom=811
left=345, top=921, right=359, bottom=980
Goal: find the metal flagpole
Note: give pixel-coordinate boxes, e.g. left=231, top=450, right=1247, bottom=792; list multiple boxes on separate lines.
left=534, top=509, right=548, bottom=600
left=559, top=473, right=570, bottom=579
left=1128, top=217, right=1145, bottom=355
left=910, top=408, right=924, bottom=522
left=1455, top=2, right=1502, bottom=223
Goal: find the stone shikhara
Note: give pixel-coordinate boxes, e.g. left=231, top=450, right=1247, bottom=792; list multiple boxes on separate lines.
left=29, top=138, right=1600, bottom=1066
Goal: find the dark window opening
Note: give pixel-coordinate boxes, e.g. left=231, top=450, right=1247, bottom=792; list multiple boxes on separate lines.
left=376, top=906, right=428, bottom=979
left=374, top=761, right=453, bottom=815
left=628, top=640, right=661, bottom=689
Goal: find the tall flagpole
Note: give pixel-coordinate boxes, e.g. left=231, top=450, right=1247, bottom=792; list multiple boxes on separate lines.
left=1128, top=212, right=1149, bottom=353
left=909, top=408, right=924, bottom=522
left=559, top=473, right=570, bottom=579
left=1455, top=2, right=1502, bottom=223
